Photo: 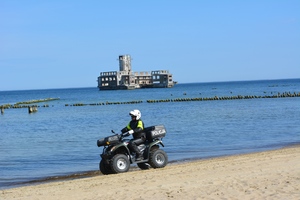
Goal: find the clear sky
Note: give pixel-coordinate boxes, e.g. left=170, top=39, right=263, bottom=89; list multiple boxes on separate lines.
left=1, top=0, right=299, bottom=91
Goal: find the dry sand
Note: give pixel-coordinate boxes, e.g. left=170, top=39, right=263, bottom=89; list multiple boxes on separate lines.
left=1, top=146, right=300, bottom=200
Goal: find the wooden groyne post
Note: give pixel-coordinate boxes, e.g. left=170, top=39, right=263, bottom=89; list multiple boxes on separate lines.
left=28, top=106, right=38, bottom=113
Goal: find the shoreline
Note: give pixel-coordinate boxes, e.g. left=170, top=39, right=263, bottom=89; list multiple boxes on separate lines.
left=1, top=145, right=300, bottom=199
left=2, top=143, right=300, bottom=190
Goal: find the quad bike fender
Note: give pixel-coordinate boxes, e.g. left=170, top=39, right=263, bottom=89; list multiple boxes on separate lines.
left=142, top=140, right=164, bottom=160
left=109, top=142, right=131, bottom=154
left=149, top=140, right=164, bottom=148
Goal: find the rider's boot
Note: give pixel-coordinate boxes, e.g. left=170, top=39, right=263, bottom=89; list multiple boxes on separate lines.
left=132, top=145, right=143, bottom=161
left=135, top=152, right=143, bottom=161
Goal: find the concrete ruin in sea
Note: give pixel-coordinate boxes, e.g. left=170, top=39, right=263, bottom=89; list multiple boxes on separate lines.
left=97, top=55, right=176, bottom=90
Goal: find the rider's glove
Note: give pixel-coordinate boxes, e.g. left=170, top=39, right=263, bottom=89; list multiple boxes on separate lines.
left=128, top=130, right=134, bottom=134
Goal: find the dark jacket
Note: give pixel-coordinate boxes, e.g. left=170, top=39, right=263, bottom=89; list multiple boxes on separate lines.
left=121, top=119, right=145, bottom=139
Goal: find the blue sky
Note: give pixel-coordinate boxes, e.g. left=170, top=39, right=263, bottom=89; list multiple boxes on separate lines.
left=1, top=0, right=299, bottom=91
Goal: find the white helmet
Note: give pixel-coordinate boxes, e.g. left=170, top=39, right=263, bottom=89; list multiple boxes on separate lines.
left=129, top=109, right=141, bottom=120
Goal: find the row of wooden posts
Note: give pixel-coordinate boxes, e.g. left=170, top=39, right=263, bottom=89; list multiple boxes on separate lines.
left=66, top=91, right=300, bottom=106
left=1, top=92, right=299, bottom=114
left=1, top=105, right=48, bottom=114
left=0, top=98, right=58, bottom=114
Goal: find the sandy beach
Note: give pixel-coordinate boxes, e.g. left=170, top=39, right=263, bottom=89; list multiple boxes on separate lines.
left=1, top=146, right=300, bottom=200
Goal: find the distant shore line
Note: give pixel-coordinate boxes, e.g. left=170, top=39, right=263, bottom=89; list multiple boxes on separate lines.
left=1, top=91, right=299, bottom=110
left=1, top=77, right=300, bottom=92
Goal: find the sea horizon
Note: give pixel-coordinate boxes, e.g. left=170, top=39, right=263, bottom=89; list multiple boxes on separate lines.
left=1, top=77, right=299, bottom=92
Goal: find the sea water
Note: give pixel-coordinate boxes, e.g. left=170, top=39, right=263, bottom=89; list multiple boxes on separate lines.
left=0, top=79, right=299, bottom=189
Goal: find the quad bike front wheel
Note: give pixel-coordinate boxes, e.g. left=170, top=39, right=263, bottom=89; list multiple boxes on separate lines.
left=110, top=154, right=130, bottom=173
left=99, top=159, right=113, bottom=175
left=149, top=149, right=168, bottom=168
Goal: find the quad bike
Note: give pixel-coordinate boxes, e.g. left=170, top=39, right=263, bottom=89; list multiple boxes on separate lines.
left=97, top=125, right=168, bottom=174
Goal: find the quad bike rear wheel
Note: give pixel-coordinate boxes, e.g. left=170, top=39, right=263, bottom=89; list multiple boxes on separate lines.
left=110, top=154, right=130, bottom=173
left=149, top=149, right=168, bottom=168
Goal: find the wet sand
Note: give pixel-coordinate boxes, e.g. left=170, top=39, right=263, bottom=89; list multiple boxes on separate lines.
left=1, top=146, right=300, bottom=200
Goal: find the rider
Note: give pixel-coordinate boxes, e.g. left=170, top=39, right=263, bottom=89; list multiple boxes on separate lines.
left=121, top=109, right=145, bottom=161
